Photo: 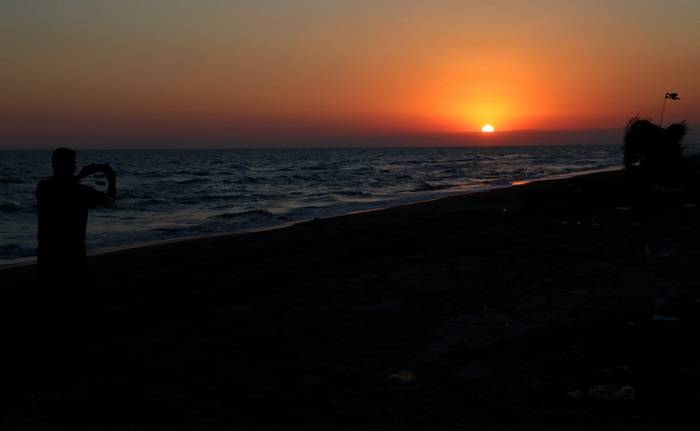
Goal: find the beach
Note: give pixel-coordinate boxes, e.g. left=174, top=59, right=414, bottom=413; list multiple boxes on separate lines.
left=2, top=158, right=700, bottom=430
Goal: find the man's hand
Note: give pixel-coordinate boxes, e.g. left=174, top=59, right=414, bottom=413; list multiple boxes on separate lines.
left=75, top=164, right=100, bottom=180
left=75, top=164, right=114, bottom=180
left=102, top=164, right=116, bottom=181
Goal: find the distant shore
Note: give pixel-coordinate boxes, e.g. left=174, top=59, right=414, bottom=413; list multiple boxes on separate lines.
left=1, top=156, right=700, bottom=429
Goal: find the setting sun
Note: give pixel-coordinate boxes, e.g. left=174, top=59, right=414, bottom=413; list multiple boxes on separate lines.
left=481, top=124, right=495, bottom=133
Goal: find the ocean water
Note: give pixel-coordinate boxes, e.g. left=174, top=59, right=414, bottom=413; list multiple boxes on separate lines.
left=0, top=146, right=622, bottom=264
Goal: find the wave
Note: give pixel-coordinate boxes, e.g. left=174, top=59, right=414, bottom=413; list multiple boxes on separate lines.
left=410, top=182, right=454, bottom=192
left=233, top=176, right=266, bottom=184
left=0, top=177, right=23, bottom=184
left=0, top=200, right=24, bottom=213
left=0, top=243, right=29, bottom=260
left=332, top=190, right=373, bottom=197
left=174, top=170, right=212, bottom=176
left=149, top=226, right=184, bottom=233
left=175, top=178, right=209, bottom=184
left=212, top=209, right=275, bottom=220
left=134, top=198, right=170, bottom=206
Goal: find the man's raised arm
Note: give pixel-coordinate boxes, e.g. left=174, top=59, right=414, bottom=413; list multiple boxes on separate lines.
left=77, top=163, right=117, bottom=207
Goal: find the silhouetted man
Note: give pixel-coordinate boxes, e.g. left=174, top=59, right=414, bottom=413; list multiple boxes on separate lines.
left=36, top=148, right=116, bottom=294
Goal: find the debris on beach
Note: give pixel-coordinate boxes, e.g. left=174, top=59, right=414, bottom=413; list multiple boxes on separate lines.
left=652, top=315, right=680, bottom=322
left=643, top=245, right=673, bottom=258
left=653, top=298, right=668, bottom=308
left=588, top=385, right=636, bottom=402
left=615, top=206, right=631, bottom=211
left=651, top=184, right=684, bottom=193
left=566, top=389, right=586, bottom=399
left=595, top=365, right=635, bottom=376
left=385, top=370, right=416, bottom=384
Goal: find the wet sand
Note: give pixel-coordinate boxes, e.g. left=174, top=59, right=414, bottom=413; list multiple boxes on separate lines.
left=2, top=157, right=700, bottom=430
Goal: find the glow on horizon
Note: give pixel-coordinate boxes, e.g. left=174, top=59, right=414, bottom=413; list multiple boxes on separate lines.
left=1, top=1, right=699, bottom=145
left=481, top=124, right=495, bottom=133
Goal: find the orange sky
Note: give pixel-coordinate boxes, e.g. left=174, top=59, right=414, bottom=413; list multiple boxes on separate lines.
left=2, top=1, right=698, bottom=146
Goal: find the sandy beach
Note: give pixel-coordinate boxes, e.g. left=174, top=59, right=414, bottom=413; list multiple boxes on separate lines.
left=2, top=157, right=700, bottom=430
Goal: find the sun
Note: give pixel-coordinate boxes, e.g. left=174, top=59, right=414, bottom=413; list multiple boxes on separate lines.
left=481, top=124, right=495, bottom=133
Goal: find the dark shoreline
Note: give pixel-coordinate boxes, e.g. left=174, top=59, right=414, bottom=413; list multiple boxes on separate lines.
left=2, top=157, right=700, bottom=429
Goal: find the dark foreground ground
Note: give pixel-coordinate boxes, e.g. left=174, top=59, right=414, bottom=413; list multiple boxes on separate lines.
left=2, top=157, right=700, bottom=430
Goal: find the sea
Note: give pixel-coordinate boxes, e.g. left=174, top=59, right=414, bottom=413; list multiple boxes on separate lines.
left=0, top=146, right=628, bottom=265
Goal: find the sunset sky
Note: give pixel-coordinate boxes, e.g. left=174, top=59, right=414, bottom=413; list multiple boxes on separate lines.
left=2, top=0, right=698, bottom=147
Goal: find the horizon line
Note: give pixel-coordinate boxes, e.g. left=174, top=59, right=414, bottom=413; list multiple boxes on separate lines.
left=2, top=126, right=697, bottom=151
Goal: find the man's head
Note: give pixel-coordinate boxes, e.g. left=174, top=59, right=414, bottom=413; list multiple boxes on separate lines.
left=52, top=147, right=77, bottom=179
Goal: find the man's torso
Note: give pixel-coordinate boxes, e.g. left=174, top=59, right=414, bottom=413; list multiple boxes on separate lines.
left=36, top=178, right=104, bottom=263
